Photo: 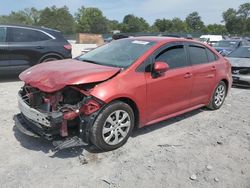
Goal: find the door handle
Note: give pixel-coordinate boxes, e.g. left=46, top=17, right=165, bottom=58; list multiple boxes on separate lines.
left=211, top=66, right=216, bottom=70
left=35, top=46, right=44, bottom=49
left=184, top=72, right=192, bottom=79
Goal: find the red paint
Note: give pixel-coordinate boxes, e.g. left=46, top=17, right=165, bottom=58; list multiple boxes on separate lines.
left=63, top=111, right=79, bottom=120
left=154, top=61, right=169, bottom=73
left=20, top=37, right=232, bottom=128
left=81, top=99, right=101, bottom=115
left=19, top=59, right=120, bottom=92
left=60, top=120, right=68, bottom=137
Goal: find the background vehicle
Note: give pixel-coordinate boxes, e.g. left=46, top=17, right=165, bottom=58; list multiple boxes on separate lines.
left=227, top=46, right=250, bottom=87
left=213, top=39, right=250, bottom=56
left=0, top=24, right=72, bottom=75
left=14, top=37, right=232, bottom=151
left=199, top=35, right=223, bottom=46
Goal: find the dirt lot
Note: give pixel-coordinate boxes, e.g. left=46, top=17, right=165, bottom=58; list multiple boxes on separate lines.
left=0, top=78, right=249, bottom=188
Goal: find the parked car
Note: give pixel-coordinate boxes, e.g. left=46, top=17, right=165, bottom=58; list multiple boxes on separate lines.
left=213, top=39, right=249, bottom=56
left=0, top=24, right=72, bottom=75
left=227, top=46, right=250, bottom=87
left=199, top=35, right=223, bottom=46
left=14, top=37, right=232, bottom=151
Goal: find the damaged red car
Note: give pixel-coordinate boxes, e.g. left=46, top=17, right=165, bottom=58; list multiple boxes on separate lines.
left=14, top=37, right=232, bottom=151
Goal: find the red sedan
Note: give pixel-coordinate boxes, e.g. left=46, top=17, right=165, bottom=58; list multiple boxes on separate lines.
left=15, top=37, right=232, bottom=151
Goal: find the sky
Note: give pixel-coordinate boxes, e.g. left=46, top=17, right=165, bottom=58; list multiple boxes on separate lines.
left=0, top=0, right=249, bottom=25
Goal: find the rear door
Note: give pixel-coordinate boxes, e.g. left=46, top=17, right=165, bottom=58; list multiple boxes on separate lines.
left=0, top=26, right=9, bottom=71
left=145, top=42, right=193, bottom=124
left=7, top=27, right=52, bottom=71
left=186, top=43, right=217, bottom=106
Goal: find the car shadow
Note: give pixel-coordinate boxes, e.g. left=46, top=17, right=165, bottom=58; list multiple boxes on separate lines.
left=131, top=108, right=205, bottom=138
left=12, top=125, right=87, bottom=158
left=232, top=85, right=250, bottom=90
left=13, top=108, right=206, bottom=158
left=0, top=74, right=20, bottom=83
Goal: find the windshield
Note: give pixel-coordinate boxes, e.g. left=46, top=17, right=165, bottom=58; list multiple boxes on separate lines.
left=77, top=39, right=156, bottom=68
left=227, top=47, right=250, bottom=58
left=213, top=40, right=239, bottom=48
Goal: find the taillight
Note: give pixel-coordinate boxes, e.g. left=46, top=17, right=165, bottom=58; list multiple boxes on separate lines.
left=64, top=44, right=72, bottom=50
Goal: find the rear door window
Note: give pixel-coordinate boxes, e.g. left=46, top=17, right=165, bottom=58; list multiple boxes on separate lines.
left=8, top=27, right=51, bottom=42
left=155, top=45, right=188, bottom=69
left=206, top=48, right=218, bottom=62
left=188, top=45, right=209, bottom=65
left=0, top=27, right=7, bottom=42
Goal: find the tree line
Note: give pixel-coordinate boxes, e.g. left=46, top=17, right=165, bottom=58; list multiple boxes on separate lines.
left=0, top=3, right=249, bottom=35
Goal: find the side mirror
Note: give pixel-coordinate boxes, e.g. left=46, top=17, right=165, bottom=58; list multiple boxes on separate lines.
left=154, top=61, right=169, bottom=74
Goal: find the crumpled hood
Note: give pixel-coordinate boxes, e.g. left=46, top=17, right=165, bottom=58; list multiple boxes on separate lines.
left=19, top=59, right=120, bottom=92
left=227, top=57, right=250, bottom=68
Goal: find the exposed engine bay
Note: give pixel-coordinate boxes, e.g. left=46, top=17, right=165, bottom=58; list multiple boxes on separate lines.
left=14, top=84, right=104, bottom=151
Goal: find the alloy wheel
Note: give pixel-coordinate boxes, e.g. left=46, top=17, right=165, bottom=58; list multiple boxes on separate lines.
left=102, top=110, right=131, bottom=145
left=214, top=85, right=226, bottom=107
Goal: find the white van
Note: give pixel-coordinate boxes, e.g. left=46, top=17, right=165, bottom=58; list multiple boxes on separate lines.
left=199, top=35, right=223, bottom=45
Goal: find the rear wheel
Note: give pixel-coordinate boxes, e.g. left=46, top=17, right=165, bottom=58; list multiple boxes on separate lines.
left=207, top=81, right=227, bottom=110
left=90, top=101, right=134, bottom=151
left=41, top=56, right=61, bottom=63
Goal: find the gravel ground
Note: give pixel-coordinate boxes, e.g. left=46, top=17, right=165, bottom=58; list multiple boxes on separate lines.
left=0, top=77, right=249, bottom=188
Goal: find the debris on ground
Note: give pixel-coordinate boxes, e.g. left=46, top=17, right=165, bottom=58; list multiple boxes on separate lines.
left=206, top=165, right=213, bottom=171
left=190, top=174, right=197, bottom=180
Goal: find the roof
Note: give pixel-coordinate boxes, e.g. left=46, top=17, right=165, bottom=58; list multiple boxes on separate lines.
left=127, top=36, right=207, bottom=46
left=129, top=36, right=194, bottom=43
left=0, top=24, right=60, bottom=33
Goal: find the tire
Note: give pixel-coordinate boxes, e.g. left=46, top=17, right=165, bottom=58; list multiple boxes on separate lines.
left=207, top=81, right=227, bottom=110
left=90, top=101, right=135, bottom=151
left=41, top=56, right=61, bottom=63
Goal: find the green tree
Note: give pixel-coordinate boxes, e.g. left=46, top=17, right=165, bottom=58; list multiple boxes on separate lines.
left=206, top=24, right=228, bottom=34
left=75, top=7, right=109, bottom=34
left=23, top=7, right=41, bottom=25
left=0, top=10, right=33, bottom=25
left=222, top=8, right=243, bottom=34
left=238, top=3, right=250, bottom=19
left=185, top=11, right=205, bottom=32
left=238, top=3, right=250, bottom=34
left=107, top=20, right=120, bottom=31
left=38, top=6, right=74, bottom=34
left=153, top=18, right=172, bottom=32
left=121, top=14, right=149, bottom=33
left=170, top=18, right=188, bottom=33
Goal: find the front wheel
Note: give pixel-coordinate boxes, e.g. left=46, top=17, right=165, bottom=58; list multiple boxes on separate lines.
left=90, top=101, right=134, bottom=151
left=207, top=81, right=227, bottom=110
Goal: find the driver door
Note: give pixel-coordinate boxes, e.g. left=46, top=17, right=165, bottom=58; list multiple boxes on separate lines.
left=145, top=43, right=193, bottom=124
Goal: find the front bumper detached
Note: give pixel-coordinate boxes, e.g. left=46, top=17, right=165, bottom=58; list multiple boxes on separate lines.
left=14, top=113, right=89, bottom=151
left=15, top=91, right=84, bottom=151
left=14, top=113, right=60, bottom=140
left=14, top=86, right=104, bottom=150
